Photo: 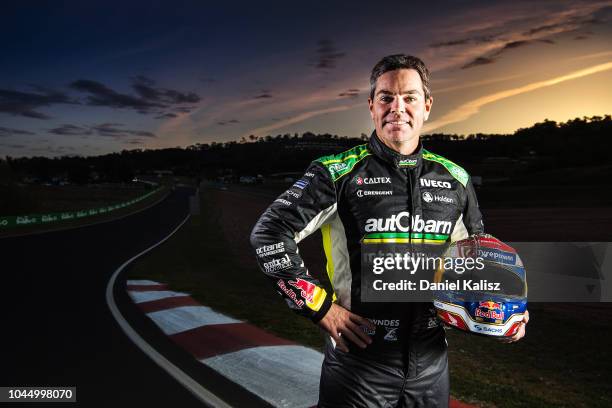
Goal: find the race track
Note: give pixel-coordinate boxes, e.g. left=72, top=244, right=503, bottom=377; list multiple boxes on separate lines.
left=0, top=187, right=269, bottom=407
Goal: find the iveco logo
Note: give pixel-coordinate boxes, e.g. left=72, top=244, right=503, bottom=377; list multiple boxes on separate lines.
left=354, top=176, right=391, bottom=185
left=420, top=179, right=451, bottom=189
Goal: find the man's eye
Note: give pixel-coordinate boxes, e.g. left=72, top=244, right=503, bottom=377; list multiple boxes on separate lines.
left=380, top=96, right=393, bottom=103
left=405, top=96, right=416, bottom=103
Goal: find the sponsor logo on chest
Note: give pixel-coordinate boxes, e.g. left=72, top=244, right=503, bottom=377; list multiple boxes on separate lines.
left=420, top=178, right=451, bottom=189
left=364, top=211, right=452, bottom=234
left=354, top=176, right=391, bottom=185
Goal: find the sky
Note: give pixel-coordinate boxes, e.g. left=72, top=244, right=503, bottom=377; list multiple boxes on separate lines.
left=1, top=0, right=611, bottom=158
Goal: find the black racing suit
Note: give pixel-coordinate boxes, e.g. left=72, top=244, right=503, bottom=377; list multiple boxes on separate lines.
left=250, top=132, right=484, bottom=407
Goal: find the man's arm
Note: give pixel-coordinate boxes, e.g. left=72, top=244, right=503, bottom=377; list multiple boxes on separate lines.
left=463, top=176, right=484, bottom=235
left=249, top=162, right=337, bottom=322
left=450, top=176, right=484, bottom=241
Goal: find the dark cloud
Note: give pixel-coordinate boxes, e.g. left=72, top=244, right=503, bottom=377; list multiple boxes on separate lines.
left=48, top=124, right=93, bottom=136
left=217, top=119, right=240, bottom=126
left=155, top=112, right=178, bottom=119
left=70, top=79, right=165, bottom=112
left=464, top=39, right=554, bottom=69
left=124, top=139, right=145, bottom=145
left=91, top=123, right=155, bottom=138
left=314, top=39, right=345, bottom=69
left=172, top=106, right=196, bottom=113
left=0, top=86, right=77, bottom=119
left=0, top=143, right=26, bottom=149
left=0, top=126, right=36, bottom=137
left=69, top=77, right=199, bottom=114
left=574, top=35, right=589, bottom=40
left=430, top=35, right=496, bottom=48
left=131, top=75, right=200, bottom=104
left=253, top=89, right=272, bottom=99
left=461, top=56, right=496, bottom=69
left=338, top=89, right=360, bottom=98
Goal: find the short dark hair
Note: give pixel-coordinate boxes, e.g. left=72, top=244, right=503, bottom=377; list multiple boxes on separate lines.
left=369, top=54, right=431, bottom=100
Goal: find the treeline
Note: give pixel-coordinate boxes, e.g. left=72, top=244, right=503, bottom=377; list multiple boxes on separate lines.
left=2, top=115, right=610, bottom=184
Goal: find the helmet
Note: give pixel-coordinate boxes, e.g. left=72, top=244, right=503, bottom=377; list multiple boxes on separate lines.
left=433, top=234, right=528, bottom=337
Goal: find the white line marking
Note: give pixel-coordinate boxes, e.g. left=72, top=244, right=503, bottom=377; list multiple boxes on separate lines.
left=147, top=306, right=242, bottom=335
left=202, top=345, right=323, bottom=408
left=127, top=279, right=162, bottom=286
left=128, top=290, right=190, bottom=304
left=106, top=212, right=232, bottom=408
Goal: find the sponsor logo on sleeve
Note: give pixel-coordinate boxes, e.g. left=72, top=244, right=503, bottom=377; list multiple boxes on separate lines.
left=263, top=254, right=293, bottom=273
left=274, top=198, right=293, bottom=206
left=292, top=179, right=309, bottom=189
left=256, top=242, right=285, bottom=258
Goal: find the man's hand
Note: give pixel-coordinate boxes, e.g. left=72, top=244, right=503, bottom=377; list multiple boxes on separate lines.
left=498, top=310, right=529, bottom=343
left=317, top=303, right=376, bottom=352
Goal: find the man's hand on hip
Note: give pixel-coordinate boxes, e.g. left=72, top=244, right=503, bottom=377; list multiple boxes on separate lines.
left=317, top=303, right=376, bottom=352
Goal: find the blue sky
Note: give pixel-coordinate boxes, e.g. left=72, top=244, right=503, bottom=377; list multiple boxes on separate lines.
left=1, top=0, right=611, bottom=157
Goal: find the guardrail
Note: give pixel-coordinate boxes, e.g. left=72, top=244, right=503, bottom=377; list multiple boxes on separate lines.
left=0, top=187, right=164, bottom=229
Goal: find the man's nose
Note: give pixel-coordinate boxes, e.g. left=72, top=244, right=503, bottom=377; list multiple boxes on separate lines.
left=391, top=97, right=406, bottom=115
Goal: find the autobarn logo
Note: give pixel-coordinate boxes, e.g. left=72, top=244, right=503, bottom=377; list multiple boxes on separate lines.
left=364, top=212, right=452, bottom=234
left=420, top=178, right=451, bottom=188
left=357, top=190, right=393, bottom=198
left=263, top=254, right=292, bottom=273
left=422, top=192, right=453, bottom=204
left=353, top=176, right=391, bottom=185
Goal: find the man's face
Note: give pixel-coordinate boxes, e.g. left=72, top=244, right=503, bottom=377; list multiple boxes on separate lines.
left=368, top=69, right=433, bottom=148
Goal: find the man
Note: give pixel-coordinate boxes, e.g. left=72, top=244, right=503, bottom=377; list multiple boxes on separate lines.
left=250, top=54, right=528, bottom=407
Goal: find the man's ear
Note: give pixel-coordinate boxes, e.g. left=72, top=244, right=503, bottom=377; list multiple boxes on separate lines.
left=368, top=98, right=374, bottom=120
left=424, top=96, right=433, bottom=121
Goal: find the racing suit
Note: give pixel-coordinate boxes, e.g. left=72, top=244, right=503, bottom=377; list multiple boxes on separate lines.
left=250, top=132, right=484, bottom=407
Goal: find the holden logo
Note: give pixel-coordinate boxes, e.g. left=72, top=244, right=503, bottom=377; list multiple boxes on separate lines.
left=355, top=176, right=364, bottom=185
left=422, top=192, right=433, bottom=203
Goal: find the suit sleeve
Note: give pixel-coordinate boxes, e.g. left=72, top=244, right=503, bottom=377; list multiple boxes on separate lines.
left=250, top=161, right=336, bottom=322
left=451, top=176, right=484, bottom=241
left=463, top=177, right=484, bottom=235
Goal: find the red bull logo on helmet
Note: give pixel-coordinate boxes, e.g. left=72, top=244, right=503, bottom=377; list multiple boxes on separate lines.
left=475, top=301, right=504, bottom=320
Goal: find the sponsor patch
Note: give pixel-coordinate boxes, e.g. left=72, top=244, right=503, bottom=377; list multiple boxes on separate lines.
left=292, top=179, right=309, bottom=189
left=274, top=198, right=292, bottom=206
left=357, top=190, right=393, bottom=198
left=384, top=327, right=399, bottom=341
left=422, top=192, right=453, bottom=204
left=420, top=178, right=451, bottom=188
left=256, top=242, right=285, bottom=258
left=354, top=176, right=391, bottom=185
left=364, top=212, right=452, bottom=235
left=263, top=254, right=293, bottom=273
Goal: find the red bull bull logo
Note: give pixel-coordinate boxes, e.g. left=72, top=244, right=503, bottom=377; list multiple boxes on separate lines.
left=289, top=278, right=317, bottom=303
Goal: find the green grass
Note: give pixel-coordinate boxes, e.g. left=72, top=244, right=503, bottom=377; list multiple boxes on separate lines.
left=128, top=190, right=612, bottom=408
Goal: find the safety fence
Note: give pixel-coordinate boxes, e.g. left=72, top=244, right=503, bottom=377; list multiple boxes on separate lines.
left=0, top=187, right=163, bottom=229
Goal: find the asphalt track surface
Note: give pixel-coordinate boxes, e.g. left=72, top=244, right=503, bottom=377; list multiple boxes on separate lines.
left=1, top=187, right=271, bottom=407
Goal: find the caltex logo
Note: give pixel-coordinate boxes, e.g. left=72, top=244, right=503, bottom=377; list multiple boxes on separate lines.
left=355, top=176, right=364, bottom=185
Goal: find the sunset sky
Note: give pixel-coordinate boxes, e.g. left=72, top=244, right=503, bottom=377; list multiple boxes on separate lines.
left=1, top=1, right=611, bottom=158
